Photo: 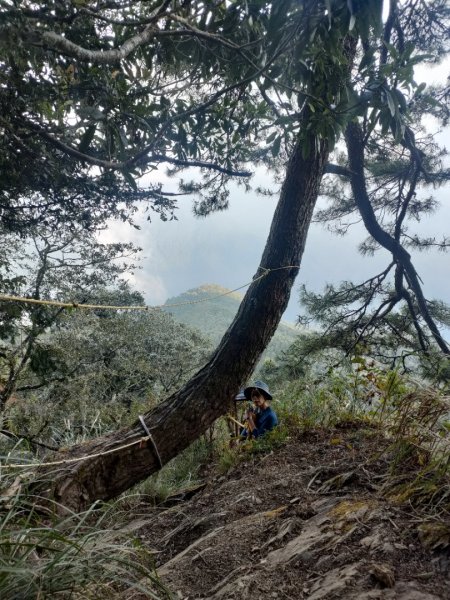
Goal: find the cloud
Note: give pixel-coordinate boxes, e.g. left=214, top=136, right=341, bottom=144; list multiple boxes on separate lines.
left=128, top=271, right=168, bottom=306
left=102, top=156, right=449, bottom=325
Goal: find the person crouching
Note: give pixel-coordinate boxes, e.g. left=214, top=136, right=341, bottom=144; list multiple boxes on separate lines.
left=242, top=380, right=278, bottom=439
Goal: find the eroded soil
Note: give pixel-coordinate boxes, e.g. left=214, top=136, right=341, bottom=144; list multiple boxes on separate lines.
left=135, top=425, right=449, bottom=599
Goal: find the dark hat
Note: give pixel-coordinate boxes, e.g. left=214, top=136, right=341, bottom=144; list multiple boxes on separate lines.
left=244, top=380, right=272, bottom=401
left=235, top=389, right=246, bottom=401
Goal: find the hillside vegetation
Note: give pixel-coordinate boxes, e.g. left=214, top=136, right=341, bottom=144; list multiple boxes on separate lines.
left=139, top=421, right=450, bottom=599
left=2, top=368, right=448, bottom=599
left=164, top=284, right=300, bottom=363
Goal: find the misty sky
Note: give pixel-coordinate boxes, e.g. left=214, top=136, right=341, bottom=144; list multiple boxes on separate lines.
left=105, top=178, right=449, bottom=326
left=103, top=62, right=450, bottom=328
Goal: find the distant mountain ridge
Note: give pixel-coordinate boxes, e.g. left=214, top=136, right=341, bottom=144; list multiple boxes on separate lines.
left=163, top=284, right=300, bottom=361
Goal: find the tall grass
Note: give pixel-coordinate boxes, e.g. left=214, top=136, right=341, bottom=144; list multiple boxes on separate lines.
left=135, top=435, right=215, bottom=504
left=372, top=387, right=450, bottom=514
left=0, top=485, right=172, bottom=599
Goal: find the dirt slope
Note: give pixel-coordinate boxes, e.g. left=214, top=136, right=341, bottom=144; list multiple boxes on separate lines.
left=138, top=425, right=449, bottom=599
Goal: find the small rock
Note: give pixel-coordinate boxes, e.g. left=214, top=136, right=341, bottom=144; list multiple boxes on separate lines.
left=277, top=479, right=289, bottom=488
left=393, top=542, right=408, bottom=550
left=299, top=550, right=315, bottom=564
left=381, top=542, right=395, bottom=554
left=315, top=554, right=332, bottom=568
left=308, top=562, right=361, bottom=600
left=360, top=532, right=383, bottom=550
left=369, top=563, right=395, bottom=588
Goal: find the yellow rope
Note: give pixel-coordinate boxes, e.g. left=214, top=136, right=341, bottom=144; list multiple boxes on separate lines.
left=226, top=414, right=246, bottom=430
left=0, top=264, right=301, bottom=470
left=0, top=435, right=152, bottom=470
left=0, top=265, right=300, bottom=312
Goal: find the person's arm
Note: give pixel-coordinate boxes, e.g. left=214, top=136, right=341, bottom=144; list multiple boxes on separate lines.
left=239, top=407, right=256, bottom=438
left=245, top=410, right=257, bottom=433
left=252, top=410, right=278, bottom=438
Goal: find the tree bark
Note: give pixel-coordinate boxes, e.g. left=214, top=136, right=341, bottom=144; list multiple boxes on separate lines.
left=37, top=129, right=328, bottom=512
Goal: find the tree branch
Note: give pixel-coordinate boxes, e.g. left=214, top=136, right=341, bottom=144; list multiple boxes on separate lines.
left=394, top=167, right=419, bottom=241
left=324, top=163, right=353, bottom=178
left=0, top=428, right=59, bottom=452
left=344, top=120, right=449, bottom=355
left=35, top=1, right=171, bottom=64
left=31, top=125, right=251, bottom=177
left=150, top=154, right=252, bottom=177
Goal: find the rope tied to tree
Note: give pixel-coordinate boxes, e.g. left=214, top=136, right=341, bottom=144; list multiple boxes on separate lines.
left=0, top=434, right=153, bottom=470
left=138, top=415, right=163, bottom=469
left=0, top=265, right=300, bottom=312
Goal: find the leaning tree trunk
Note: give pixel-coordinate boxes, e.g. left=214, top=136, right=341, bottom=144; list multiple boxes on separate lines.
left=37, top=133, right=328, bottom=512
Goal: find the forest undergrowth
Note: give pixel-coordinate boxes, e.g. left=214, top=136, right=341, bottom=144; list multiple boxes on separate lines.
left=0, top=366, right=449, bottom=599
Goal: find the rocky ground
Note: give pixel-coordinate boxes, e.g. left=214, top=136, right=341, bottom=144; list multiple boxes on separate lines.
left=134, top=423, right=449, bottom=599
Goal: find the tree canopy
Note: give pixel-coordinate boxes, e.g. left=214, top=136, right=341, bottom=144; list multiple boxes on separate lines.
left=0, top=220, right=140, bottom=411
left=1, top=0, right=394, bottom=225
left=1, top=0, right=263, bottom=230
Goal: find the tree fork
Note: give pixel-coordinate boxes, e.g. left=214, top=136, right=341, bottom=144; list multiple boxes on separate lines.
left=36, top=128, right=329, bottom=512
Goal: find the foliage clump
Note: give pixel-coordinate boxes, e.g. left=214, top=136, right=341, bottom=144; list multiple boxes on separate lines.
left=0, top=491, right=171, bottom=600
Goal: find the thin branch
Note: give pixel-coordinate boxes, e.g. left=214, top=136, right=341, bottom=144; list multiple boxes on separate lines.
left=30, top=125, right=252, bottom=177
left=0, top=428, right=59, bottom=452
left=401, top=287, right=430, bottom=354
left=324, top=163, right=353, bottom=178
left=166, top=14, right=246, bottom=50
left=402, top=233, right=450, bottom=250
left=150, top=153, right=252, bottom=176
left=380, top=0, right=397, bottom=66
left=35, top=1, right=171, bottom=64
left=78, top=6, right=174, bottom=28
left=394, top=162, right=420, bottom=241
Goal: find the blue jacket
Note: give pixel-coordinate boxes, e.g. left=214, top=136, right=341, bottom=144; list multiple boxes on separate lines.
left=253, top=406, right=278, bottom=438
left=241, top=406, right=278, bottom=439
